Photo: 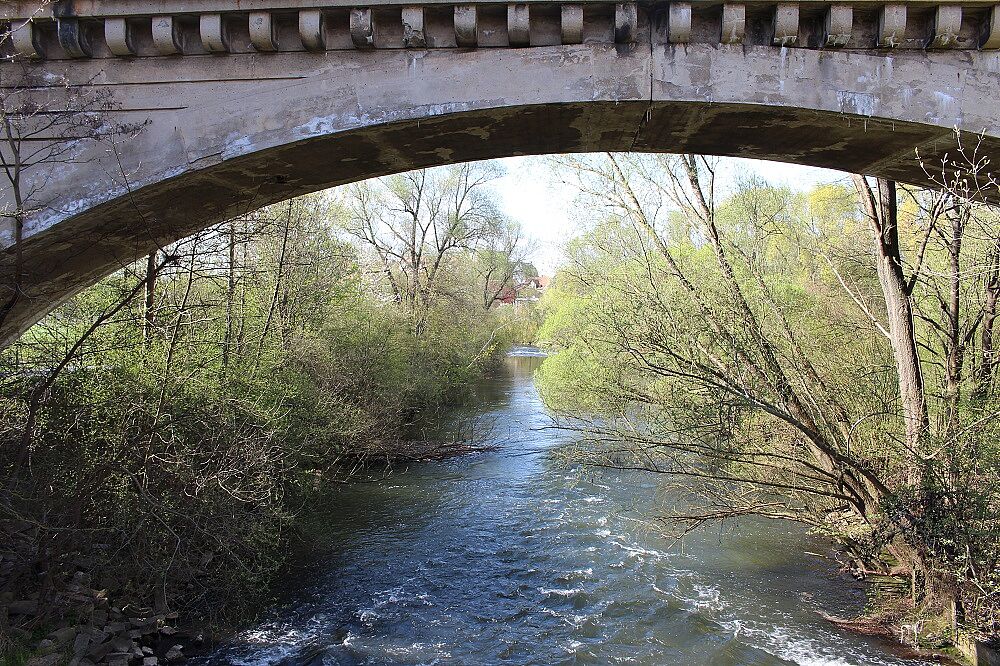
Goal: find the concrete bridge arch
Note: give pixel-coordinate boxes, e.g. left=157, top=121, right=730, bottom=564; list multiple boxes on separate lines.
left=2, top=0, right=1000, bottom=345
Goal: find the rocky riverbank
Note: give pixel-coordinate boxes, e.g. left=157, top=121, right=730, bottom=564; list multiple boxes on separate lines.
left=0, top=438, right=492, bottom=666
left=1, top=520, right=202, bottom=666
left=2, top=585, right=196, bottom=666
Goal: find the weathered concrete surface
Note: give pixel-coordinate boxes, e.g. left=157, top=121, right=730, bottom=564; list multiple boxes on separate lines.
left=1, top=36, right=999, bottom=345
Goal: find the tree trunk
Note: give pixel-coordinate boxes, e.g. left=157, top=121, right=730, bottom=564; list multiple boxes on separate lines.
left=143, top=252, right=157, bottom=344
left=977, top=250, right=999, bottom=397
left=222, top=220, right=236, bottom=369
left=0, top=112, right=25, bottom=330
left=854, top=176, right=928, bottom=462
left=259, top=202, right=292, bottom=355
left=942, top=211, right=966, bottom=439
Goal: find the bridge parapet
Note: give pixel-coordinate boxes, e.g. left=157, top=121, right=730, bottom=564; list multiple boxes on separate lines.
left=1, top=1, right=998, bottom=58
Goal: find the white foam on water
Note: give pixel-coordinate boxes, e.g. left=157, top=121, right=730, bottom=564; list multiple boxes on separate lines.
left=651, top=583, right=672, bottom=596
left=614, top=540, right=666, bottom=559
left=224, top=623, right=318, bottom=666
left=372, top=585, right=406, bottom=607
left=539, top=586, right=586, bottom=597
left=691, top=583, right=724, bottom=610
left=722, top=615, right=924, bottom=666
left=543, top=607, right=593, bottom=628
left=665, top=574, right=923, bottom=666
left=227, top=643, right=299, bottom=666
left=384, top=641, right=451, bottom=658
left=369, top=582, right=433, bottom=612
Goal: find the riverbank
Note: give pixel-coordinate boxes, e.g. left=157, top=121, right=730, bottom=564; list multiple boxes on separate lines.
left=0, top=430, right=506, bottom=666
left=0, top=434, right=503, bottom=666
left=818, top=606, right=964, bottom=665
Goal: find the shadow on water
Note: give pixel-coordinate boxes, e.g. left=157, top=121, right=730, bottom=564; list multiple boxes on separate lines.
left=199, top=347, right=933, bottom=666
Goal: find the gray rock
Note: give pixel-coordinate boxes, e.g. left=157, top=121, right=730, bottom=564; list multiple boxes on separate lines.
left=50, top=626, right=78, bottom=645
left=165, top=645, right=184, bottom=663
left=24, top=655, right=62, bottom=666
left=86, top=638, right=114, bottom=662
left=73, top=632, right=91, bottom=655
left=36, top=638, right=57, bottom=655
left=143, top=658, right=158, bottom=666
left=9, top=600, right=38, bottom=615
left=111, top=636, right=132, bottom=652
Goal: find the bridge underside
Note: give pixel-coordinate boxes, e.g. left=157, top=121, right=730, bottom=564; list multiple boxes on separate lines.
left=1, top=40, right=999, bottom=345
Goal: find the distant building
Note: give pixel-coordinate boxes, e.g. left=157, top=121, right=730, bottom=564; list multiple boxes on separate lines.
left=507, top=275, right=552, bottom=305
left=497, top=285, right=518, bottom=305
left=491, top=270, right=552, bottom=307
left=526, top=276, right=550, bottom=291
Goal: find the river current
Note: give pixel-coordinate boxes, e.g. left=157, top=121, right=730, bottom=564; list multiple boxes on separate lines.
left=202, top=349, right=932, bottom=666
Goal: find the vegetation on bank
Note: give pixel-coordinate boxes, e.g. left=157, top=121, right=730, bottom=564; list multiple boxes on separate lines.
left=0, top=164, right=535, bottom=664
left=535, top=150, right=1000, bottom=654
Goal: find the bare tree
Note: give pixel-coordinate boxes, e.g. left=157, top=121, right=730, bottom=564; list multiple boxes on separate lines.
left=474, top=219, right=531, bottom=309
left=1, top=15, right=138, bottom=331
left=342, top=163, right=511, bottom=333
left=545, top=149, right=1000, bottom=635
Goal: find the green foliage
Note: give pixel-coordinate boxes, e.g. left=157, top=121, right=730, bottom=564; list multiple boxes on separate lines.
left=0, top=173, right=531, bottom=640
left=537, top=154, right=1000, bottom=639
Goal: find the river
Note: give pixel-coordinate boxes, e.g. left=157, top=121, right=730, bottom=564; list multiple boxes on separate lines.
left=200, top=348, right=933, bottom=666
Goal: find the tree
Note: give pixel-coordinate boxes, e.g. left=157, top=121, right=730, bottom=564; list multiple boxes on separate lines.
left=473, top=218, right=532, bottom=309
left=341, top=163, right=522, bottom=332
left=538, top=152, right=1000, bottom=637
left=544, top=153, right=888, bottom=527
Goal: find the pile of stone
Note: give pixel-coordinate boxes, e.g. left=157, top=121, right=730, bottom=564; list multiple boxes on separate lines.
left=5, top=571, right=193, bottom=666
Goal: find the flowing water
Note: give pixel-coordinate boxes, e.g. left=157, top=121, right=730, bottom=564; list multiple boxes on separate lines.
left=201, top=349, right=933, bottom=666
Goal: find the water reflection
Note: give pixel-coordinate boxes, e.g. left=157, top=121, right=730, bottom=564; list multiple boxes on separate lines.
left=201, top=348, right=930, bottom=666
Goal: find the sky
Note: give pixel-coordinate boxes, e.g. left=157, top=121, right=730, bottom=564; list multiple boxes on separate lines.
left=491, top=155, right=850, bottom=275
